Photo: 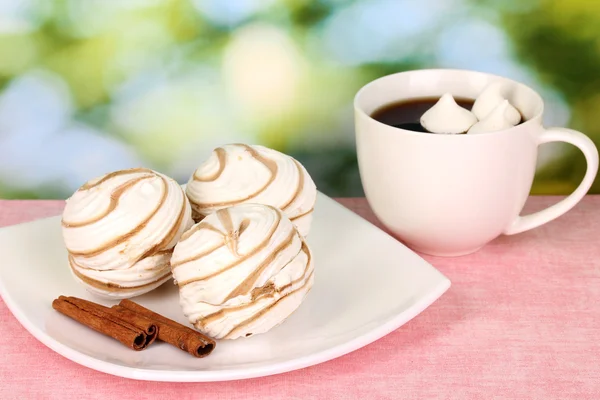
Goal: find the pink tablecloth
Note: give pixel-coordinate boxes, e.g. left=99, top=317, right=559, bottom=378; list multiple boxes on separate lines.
left=1, top=197, right=599, bottom=399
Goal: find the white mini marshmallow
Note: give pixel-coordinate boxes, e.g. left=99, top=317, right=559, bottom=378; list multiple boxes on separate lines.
left=468, top=100, right=517, bottom=134
left=420, top=93, right=477, bottom=134
left=472, top=82, right=521, bottom=124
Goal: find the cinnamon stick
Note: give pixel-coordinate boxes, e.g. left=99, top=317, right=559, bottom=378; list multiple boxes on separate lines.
left=52, top=296, right=157, bottom=350
left=117, top=299, right=216, bottom=357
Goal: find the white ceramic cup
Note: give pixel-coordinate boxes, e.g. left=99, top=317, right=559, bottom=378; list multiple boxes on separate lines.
left=354, top=69, right=599, bottom=256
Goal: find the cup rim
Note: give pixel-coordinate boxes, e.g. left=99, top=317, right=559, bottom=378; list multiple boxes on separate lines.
left=354, top=68, right=545, bottom=137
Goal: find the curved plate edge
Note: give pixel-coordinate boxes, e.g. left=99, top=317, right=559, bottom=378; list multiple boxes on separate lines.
left=0, top=192, right=451, bottom=382
left=1, top=271, right=450, bottom=382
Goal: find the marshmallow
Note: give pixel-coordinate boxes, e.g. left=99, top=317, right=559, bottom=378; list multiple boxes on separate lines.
left=468, top=100, right=517, bottom=134
left=171, top=204, right=314, bottom=340
left=62, top=168, right=194, bottom=299
left=186, top=144, right=317, bottom=237
left=472, top=82, right=521, bottom=124
left=420, top=93, right=477, bottom=134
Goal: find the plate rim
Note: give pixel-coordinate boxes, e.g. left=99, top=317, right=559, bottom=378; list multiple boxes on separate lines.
left=0, top=193, right=451, bottom=382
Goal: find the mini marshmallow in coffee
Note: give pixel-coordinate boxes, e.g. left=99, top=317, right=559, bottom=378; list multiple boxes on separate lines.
left=468, top=100, right=516, bottom=134
left=420, top=93, right=477, bottom=134
left=471, top=82, right=521, bottom=124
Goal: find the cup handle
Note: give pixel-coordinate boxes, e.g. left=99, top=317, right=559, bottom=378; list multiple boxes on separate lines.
left=504, top=127, right=599, bottom=235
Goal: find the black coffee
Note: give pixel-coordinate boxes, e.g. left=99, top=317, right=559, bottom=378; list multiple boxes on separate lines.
left=371, top=97, right=476, bottom=132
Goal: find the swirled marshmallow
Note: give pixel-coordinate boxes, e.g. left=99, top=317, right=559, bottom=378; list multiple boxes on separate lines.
left=472, top=82, right=521, bottom=124
left=420, top=93, right=477, bottom=134
left=185, top=144, right=317, bottom=237
left=171, top=204, right=314, bottom=340
left=62, top=168, right=194, bottom=299
left=468, top=100, right=517, bottom=134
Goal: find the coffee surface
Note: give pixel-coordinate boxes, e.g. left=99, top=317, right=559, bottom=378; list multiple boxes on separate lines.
left=371, top=97, right=475, bottom=132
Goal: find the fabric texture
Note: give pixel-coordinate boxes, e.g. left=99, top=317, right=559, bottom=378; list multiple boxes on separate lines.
left=0, top=197, right=599, bottom=399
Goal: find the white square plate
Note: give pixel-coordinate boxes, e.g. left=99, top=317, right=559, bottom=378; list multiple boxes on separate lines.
left=0, top=192, right=450, bottom=382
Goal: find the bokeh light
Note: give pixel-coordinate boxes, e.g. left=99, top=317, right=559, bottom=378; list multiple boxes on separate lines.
left=0, top=0, right=599, bottom=198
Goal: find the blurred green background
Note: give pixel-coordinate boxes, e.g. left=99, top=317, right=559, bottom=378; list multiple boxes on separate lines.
left=0, top=0, right=599, bottom=199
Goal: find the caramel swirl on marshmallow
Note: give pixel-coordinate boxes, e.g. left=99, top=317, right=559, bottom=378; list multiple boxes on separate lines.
left=62, top=168, right=194, bottom=299
left=185, top=144, right=317, bottom=237
left=171, top=204, right=314, bottom=340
